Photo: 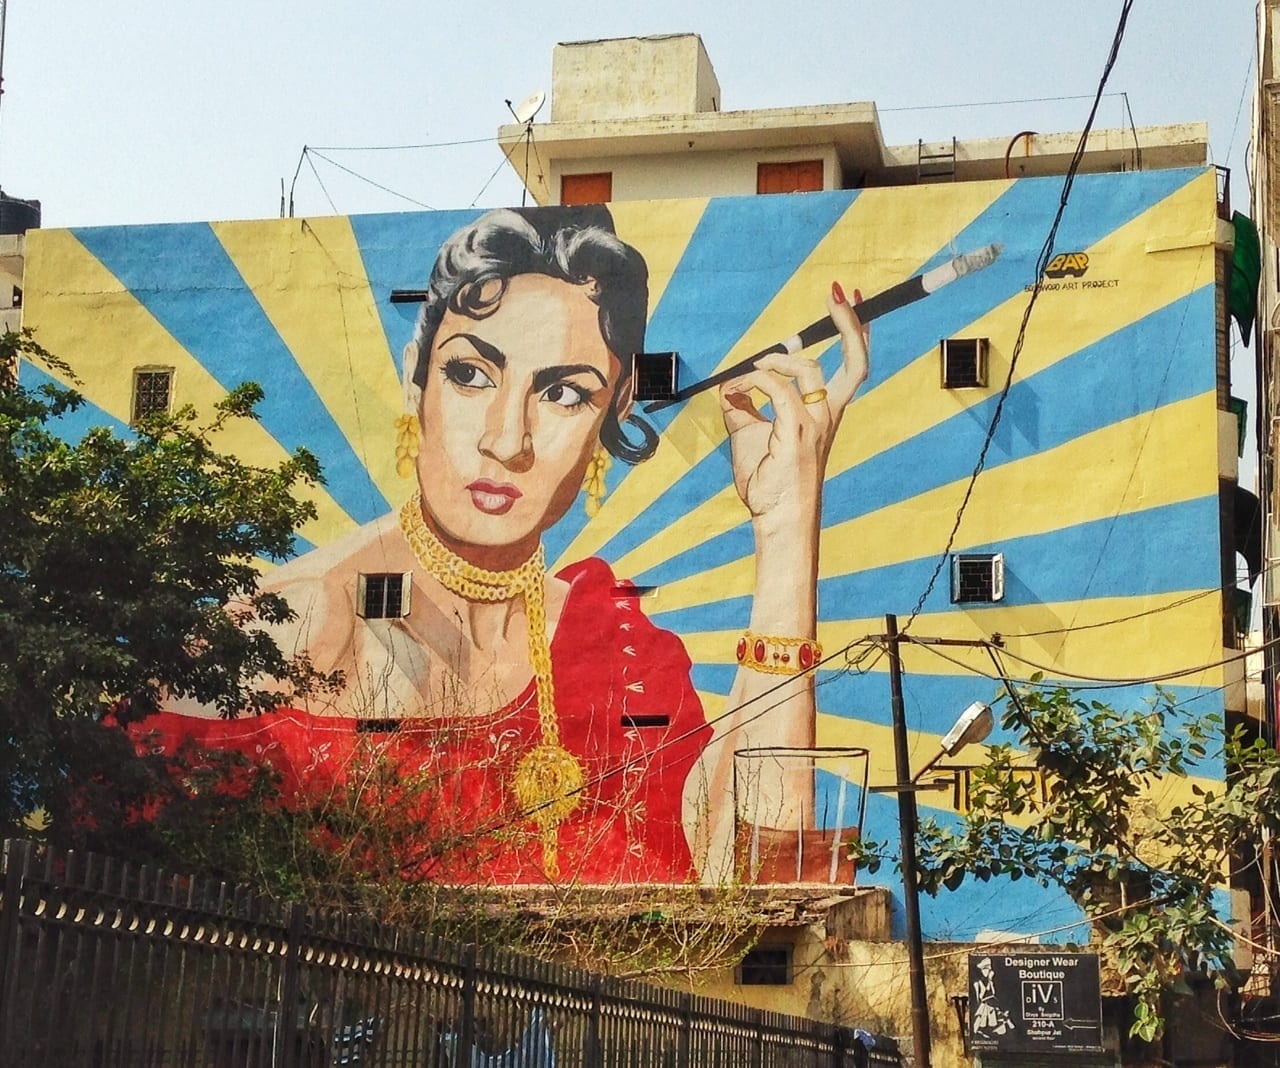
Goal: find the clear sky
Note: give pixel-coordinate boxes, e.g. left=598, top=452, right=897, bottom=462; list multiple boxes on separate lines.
left=2, top=0, right=1254, bottom=228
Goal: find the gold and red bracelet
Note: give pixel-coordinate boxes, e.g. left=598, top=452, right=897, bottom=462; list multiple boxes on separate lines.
left=735, top=631, right=823, bottom=675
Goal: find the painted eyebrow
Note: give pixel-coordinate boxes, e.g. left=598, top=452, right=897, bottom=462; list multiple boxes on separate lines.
left=438, top=332, right=506, bottom=369
left=438, top=336, right=607, bottom=393
left=533, top=365, right=609, bottom=393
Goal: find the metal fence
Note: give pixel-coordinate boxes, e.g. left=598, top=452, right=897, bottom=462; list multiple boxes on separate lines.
left=0, top=839, right=899, bottom=1067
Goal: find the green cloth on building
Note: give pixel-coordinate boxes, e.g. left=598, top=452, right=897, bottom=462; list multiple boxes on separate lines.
left=1231, top=211, right=1261, bottom=346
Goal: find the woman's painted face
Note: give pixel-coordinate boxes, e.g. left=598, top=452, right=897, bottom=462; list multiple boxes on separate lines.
left=416, top=273, right=622, bottom=563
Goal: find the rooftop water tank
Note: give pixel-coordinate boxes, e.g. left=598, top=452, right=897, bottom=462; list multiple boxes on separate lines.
left=0, top=192, right=40, bottom=235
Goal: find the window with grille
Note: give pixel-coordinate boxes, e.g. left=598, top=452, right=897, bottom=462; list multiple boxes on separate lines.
left=131, top=368, right=173, bottom=422
left=736, top=945, right=792, bottom=985
left=356, top=573, right=411, bottom=619
left=940, top=337, right=989, bottom=388
left=632, top=352, right=678, bottom=402
left=951, top=553, right=1005, bottom=604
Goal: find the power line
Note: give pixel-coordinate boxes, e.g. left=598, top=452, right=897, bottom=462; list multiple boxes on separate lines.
left=878, top=91, right=1129, bottom=115
left=303, top=151, right=338, bottom=215
left=994, top=631, right=1280, bottom=689
left=307, top=149, right=435, bottom=210
left=307, top=137, right=495, bottom=152
left=902, top=0, right=1137, bottom=633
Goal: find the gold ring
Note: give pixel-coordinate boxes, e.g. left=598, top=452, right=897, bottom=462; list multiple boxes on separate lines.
left=801, top=388, right=828, bottom=405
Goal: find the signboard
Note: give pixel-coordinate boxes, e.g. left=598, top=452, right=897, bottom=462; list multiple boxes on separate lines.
left=969, top=953, right=1104, bottom=1054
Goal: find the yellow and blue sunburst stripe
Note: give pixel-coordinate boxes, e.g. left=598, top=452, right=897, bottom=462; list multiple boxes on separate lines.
left=621, top=283, right=1216, bottom=590
left=346, top=209, right=491, bottom=380
left=645, top=388, right=1218, bottom=623
left=662, top=494, right=1221, bottom=648
left=550, top=180, right=1010, bottom=568
left=211, top=217, right=405, bottom=507
left=545, top=190, right=860, bottom=564
left=557, top=166, right=1214, bottom=579
left=21, top=227, right=354, bottom=552
left=69, top=221, right=391, bottom=527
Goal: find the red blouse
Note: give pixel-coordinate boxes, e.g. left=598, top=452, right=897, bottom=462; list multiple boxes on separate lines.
left=132, top=558, right=711, bottom=885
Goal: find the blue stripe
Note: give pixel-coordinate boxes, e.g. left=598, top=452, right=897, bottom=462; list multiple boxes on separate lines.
left=854, top=790, right=1091, bottom=940
left=587, top=168, right=1210, bottom=568
left=70, top=222, right=389, bottom=524
left=656, top=496, right=1221, bottom=640
left=347, top=208, right=488, bottom=380
left=19, top=362, right=132, bottom=441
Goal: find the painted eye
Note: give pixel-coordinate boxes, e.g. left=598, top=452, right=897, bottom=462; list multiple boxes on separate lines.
left=543, top=382, right=589, bottom=409
left=442, top=358, right=495, bottom=389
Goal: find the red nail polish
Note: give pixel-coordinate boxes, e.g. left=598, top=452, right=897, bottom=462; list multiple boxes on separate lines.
left=854, top=288, right=863, bottom=305
left=832, top=280, right=846, bottom=305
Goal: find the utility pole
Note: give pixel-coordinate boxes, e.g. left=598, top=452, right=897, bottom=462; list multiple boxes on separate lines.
left=886, top=612, right=931, bottom=1068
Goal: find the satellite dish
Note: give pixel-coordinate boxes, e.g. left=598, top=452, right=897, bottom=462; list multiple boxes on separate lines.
left=511, top=90, right=546, bottom=125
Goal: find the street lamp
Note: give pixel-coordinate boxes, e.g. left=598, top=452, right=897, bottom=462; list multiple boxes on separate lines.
left=880, top=614, right=994, bottom=1068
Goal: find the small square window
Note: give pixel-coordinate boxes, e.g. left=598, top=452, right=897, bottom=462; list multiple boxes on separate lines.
left=632, top=352, right=679, bottom=402
left=951, top=553, right=1005, bottom=604
left=132, top=368, right=173, bottom=423
left=736, top=945, right=792, bottom=985
left=940, top=338, right=989, bottom=389
left=357, top=573, right=412, bottom=619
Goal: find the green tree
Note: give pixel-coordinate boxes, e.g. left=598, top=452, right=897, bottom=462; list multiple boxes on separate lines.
left=898, top=679, right=1280, bottom=1041
left=0, top=329, right=333, bottom=852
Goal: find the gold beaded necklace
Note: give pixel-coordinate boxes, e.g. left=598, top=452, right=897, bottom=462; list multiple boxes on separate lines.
left=398, top=494, right=584, bottom=879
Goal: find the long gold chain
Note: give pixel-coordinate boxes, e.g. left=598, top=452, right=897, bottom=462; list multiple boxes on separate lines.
left=398, top=495, right=583, bottom=877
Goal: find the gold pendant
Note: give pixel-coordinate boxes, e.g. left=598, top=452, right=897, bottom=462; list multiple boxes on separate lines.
left=512, top=744, right=585, bottom=879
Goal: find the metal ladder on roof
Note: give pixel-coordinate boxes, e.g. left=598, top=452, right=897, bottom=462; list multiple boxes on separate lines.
left=917, top=137, right=958, bottom=183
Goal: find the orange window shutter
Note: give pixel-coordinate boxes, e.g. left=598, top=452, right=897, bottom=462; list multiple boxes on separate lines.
left=757, top=160, right=824, bottom=194
left=561, top=172, right=613, bottom=205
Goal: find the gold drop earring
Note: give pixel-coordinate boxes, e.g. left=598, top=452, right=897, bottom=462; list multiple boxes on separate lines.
left=582, top=446, right=611, bottom=517
left=395, top=414, right=421, bottom=478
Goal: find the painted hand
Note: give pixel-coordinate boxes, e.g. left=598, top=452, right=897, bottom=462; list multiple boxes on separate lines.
left=719, top=281, right=870, bottom=520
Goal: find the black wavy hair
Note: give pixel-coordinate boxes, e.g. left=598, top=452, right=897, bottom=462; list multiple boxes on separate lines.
left=407, top=205, right=658, bottom=464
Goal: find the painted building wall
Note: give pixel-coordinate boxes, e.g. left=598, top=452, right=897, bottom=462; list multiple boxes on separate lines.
left=21, top=167, right=1230, bottom=941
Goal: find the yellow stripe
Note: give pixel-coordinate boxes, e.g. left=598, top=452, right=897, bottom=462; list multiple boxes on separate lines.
left=555, top=181, right=1013, bottom=570
left=610, top=198, right=709, bottom=317
left=212, top=217, right=404, bottom=505
left=654, top=391, right=1218, bottom=614
left=21, top=229, right=358, bottom=548
left=601, top=170, right=1217, bottom=584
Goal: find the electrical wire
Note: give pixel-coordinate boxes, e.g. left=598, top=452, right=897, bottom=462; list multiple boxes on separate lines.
left=994, top=632, right=1280, bottom=689
left=441, top=636, right=879, bottom=856
left=308, top=137, right=495, bottom=152
left=878, top=92, right=1129, bottom=115
left=307, top=149, right=435, bottom=210
left=994, top=587, right=1221, bottom=639
left=304, top=151, right=338, bottom=215
left=470, top=141, right=519, bottom=208
left=902, top=0, right=1137, bottom=634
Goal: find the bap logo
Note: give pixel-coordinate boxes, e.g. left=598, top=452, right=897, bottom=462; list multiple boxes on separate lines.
left=1044, top=252, right=1089, bottom=279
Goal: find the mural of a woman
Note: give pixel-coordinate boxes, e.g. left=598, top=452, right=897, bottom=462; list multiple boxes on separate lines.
left=151, top=204, right=869, bottom=886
